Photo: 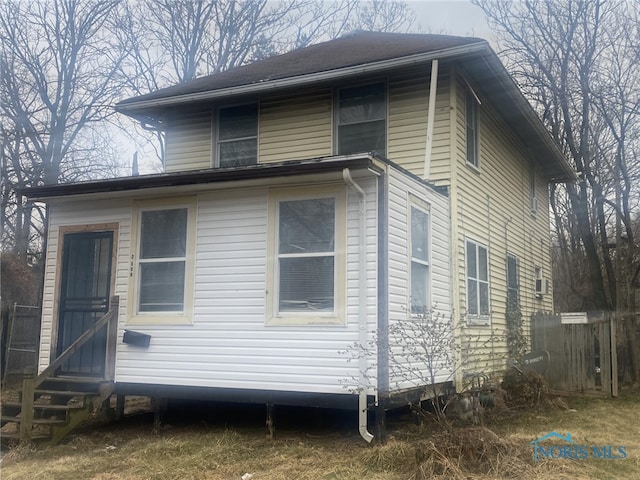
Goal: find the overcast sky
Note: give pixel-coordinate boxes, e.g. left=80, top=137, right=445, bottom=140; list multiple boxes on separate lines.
left=407, top=0, right=493, bottom=41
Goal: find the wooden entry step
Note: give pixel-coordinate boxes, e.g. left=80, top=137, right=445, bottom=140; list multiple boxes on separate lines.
left=0, top=377, right=114, bottom=447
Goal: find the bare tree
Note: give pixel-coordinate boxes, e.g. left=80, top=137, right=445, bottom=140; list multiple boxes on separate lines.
left=117, top=0, right=415, bottom=168
left=475, top=0, right=640, bottom=383
left=0, top=0, right=130, bottom=259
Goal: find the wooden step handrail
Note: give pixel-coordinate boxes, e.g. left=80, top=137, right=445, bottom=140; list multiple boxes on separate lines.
left=20, top=296, right=119, bottom=443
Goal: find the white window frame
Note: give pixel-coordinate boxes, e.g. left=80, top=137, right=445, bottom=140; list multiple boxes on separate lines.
left=335, top=82, right=387, bottom=156
left=466, top=238, right=490, bottom=325
left=535, top=266, right=546, bottom=299
left=128, top=196, right=197, bottom=325
left=266, top=185, right=346, bottom=326
left=465, top=88, right=480, bottom=170
left=506, top=253, right=519, bottom=308
left=409, top=201, right=431, bottom=315
left=215, top=103, right=258, bottom=168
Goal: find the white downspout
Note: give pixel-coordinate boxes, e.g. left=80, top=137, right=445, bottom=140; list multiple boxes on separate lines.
left=423, top=59, right=439, bottom=180
left=342, top=168, right=374, bottom=443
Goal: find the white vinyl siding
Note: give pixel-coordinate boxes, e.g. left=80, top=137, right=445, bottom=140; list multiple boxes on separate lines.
left=387, top=167, right=452, bottom=391
left=37, top=200, right=132, bottom=373
left=164, top=109, right=212, bottom=172
left=117, top=181, right=374, bottom=393
left=38, top=163, right=452, bottom=398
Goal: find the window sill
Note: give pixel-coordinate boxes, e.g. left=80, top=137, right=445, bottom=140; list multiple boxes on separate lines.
left=466, top=315, right=490, bottom=326
left=465, top=161, right=481, bottom=174
left=127, top=314, right=193, bottom=325
left=266, top=314, right=345, bottom=326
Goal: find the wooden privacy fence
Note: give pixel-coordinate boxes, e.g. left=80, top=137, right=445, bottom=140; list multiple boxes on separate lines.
left=530, top=312, right=618, bottom=397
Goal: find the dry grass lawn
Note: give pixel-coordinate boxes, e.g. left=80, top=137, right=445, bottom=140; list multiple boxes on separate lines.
left=1, top=387, right=639, bottom=480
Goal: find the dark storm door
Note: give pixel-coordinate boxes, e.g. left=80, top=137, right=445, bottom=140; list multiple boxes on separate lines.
left=57, top=231, right=113, bottom=377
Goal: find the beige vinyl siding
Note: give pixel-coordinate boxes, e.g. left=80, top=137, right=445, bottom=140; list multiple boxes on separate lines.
left=164, top=109, right=212, bottom=172
left=258, top=88, right=332, bottom=163
left=451, top=75, right=554, bottom=380
left=388, top=66, right=452, bottom=179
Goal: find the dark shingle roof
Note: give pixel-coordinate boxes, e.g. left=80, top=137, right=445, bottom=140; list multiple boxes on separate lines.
left=115, top=31, right=575, bottom=183
left=117, top=32, right=485, bottom=107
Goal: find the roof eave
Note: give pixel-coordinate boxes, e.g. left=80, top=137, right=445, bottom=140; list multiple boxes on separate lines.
left=115, top=42, right=488, bottom=115
left=478, top=53, right=576, bottom=183
left=22, top=155, right=385, bottom=201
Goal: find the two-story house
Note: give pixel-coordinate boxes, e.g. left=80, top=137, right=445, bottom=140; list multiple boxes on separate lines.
left=21, top=32, right=574, bottom=443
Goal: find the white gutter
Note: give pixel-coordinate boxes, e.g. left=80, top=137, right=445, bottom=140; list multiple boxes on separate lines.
left=423, top=59, right=439, bottom=180
left=117, top=43, right=488, bottom=113
left=342, top=167, right=374, bottom=444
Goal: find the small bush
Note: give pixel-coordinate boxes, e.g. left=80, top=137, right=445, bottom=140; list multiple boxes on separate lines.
left=412, top=426, right=533, bottom=479
left=501, top=370, right=548, bottom=408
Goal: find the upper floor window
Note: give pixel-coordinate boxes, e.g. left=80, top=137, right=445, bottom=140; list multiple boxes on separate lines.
left=466, top=238, right=489, bottom=322
left=465, top=89, right=479, bottom=168
left=337, top=83, right=386, bottom=156
left=410, top=205, right=430, bottom=314
left=217, top=103, right=258, bottom=167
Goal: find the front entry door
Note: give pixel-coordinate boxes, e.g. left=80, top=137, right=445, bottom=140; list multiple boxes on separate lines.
left=57, top=231, right=114, bottom=377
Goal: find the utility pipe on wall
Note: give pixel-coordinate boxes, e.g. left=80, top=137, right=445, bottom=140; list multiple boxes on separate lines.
left=423, top=59, right=439, bottom=180
left=342, top=168, right=374, bottom=443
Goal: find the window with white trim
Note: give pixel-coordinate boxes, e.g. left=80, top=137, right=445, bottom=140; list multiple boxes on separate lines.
left=465, top=89, right=479, bottom=168
left=410, top=206, right=430, bottom=314
left=129, top=197, right=196, bottom=324
left=278, top=197, right=335, bottom=312
left=466, top=239, right=489, bottom=321
left=138, top=208, right=187, bottom=312
left=506, top=253, right=519, bottom=308
left=267, top=186, right=346, bottom=325
left=337, top=83, right=386, bottom=156
left=217, top=103, right=258, bottom=167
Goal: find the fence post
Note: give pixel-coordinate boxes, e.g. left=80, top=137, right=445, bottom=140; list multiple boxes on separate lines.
left=610, top=314, right=618, bottom=397
left=20, top=366, right=36, bottom=444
